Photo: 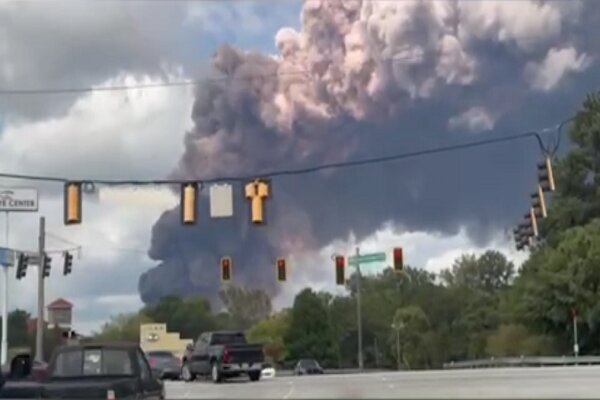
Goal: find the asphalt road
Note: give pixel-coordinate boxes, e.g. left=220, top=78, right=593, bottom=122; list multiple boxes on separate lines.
left=165, top=366, right=600, bottom=399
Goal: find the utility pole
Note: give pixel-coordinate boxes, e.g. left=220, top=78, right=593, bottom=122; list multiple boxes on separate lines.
left=35, top=217, right=45, bottom=363
left=573, top=308, right=579, bottom=358
left=355, top=247, right=363, bottom=371
left=1, top=212, right=10, bottom=366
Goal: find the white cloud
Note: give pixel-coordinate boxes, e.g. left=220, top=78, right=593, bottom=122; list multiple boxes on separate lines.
left=2, top=195, right=167, bottom=335
left=0, top=73, right=194, bottom=181
left=448, top=106, right=495, bottom=133
left=526, top=46, right=592, bottom=92
left=0, top=1, right=194, bottom=119
left=458, top=0, right=568, bottom=52
left=273, top=223, right=527, bottom=309
left=0, top=73, right=194, bottom=335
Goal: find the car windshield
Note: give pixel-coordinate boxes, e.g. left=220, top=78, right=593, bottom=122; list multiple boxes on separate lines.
left=299, top=359, right=319, bottom=368
left=52, top=348, right=134, bottom=377
left=211, top=333, right=247, bottom=345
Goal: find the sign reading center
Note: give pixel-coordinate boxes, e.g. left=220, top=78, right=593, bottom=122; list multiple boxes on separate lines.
left=0, top=188, right=39, bottom=212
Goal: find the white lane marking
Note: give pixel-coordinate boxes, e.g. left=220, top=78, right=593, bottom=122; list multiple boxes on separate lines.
left=388, top=384, right=395, bottom=389
left=283, top=383, right=295, bottom=399
left=381, top=376, right=387, bottom=381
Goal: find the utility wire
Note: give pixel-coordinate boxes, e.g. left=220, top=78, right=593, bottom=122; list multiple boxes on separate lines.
left=0, top=129, right=552, bottom=186
left=0, top=56, right=422, bottom=96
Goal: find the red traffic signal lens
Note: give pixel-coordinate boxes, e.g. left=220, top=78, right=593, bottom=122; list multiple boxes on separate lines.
left=277, top=258, right=285, bottom=268
left=394, top=248, right=403, bottom=259
left=335, top=256, right=345, bottom=268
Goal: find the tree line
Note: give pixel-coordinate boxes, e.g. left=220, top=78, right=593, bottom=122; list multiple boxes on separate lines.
left=4, top=92, right=600, bottom=370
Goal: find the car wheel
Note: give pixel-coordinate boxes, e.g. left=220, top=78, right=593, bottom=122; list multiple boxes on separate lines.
left=248, top=371, right=261, bottom=382
left=181, top=363, right=195, bottom=382
left=211, top=362, right=222, bottom=383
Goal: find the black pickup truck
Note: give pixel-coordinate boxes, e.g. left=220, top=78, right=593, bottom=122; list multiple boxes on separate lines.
left=181, top=331, right=264, bottom=383
left=0, top=342, right=165, bottom=399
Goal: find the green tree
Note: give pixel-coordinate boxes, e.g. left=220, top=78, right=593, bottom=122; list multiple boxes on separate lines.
left=284, top=288, right=336, bottom=366
left=0, top=309, right=32, bottom=347
left=143, top=296, right=216, bottom=340
left=219, top=286, right=272, bottom=330
left=511, top=219, right=600, bottom=353
left=93, top=312, right=154, bottom=342
left=441, top=251, right=514, bottom=292
left=392, top=305, right=430, bottom=369
left=485, top=324, right=558, bottom=357
left=247, top=310, right=290, bottom=364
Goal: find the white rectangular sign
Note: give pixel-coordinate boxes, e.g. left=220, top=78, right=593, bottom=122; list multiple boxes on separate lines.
left=0, top=188, right=39, bottom=212
left=210, top=184, right=233, bottom=218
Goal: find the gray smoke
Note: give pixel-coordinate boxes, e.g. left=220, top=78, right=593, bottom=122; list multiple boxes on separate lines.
left=139, top=0, right=600, bottom=305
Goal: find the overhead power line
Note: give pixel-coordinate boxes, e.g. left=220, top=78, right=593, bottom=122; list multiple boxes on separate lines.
left=0, top=56, right=422, bottom=96
left=0, top=128, right=553, bottom=186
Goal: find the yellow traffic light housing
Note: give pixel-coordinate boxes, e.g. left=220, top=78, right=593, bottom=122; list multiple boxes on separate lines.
left=335, top=256, right=345, bottom=285
left=64, top=182, right=82, bottom=225
left=276, top=258, right=287, bottom=282
left=393, top=247, right=404, bottom=273
left=525, top=208, right=539, bottom=238
left=245, top=179, right=270, bottom=224
left=181, top=183, right=198, bottom=225
left=538, top=155, right=556, bottom=192
left=221, top=257, right=232, bottom=282
left=531, top=185, right=548, bottom=218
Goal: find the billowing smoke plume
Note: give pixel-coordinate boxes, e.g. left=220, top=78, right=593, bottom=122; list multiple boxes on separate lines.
left=139, top=0, right=600, bottom=305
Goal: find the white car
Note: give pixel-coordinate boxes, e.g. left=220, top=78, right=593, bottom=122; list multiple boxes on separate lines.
left=260, top=364, right=276, bottom=379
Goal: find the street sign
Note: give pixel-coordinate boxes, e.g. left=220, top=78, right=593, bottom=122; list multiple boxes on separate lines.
left=0, top=188, right=38, bottom=212
left=0, top=248, right=14, bottom=267
left=348, top=252, right=386, bottom=265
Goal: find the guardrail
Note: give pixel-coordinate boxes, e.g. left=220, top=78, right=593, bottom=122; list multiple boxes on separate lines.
left=443, top=356, right=600, bottom=369
left=276, top=368, right=386, bottom=377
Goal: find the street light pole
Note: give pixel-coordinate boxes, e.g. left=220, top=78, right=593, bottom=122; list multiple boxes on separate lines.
left=573, top=309, right=579, bottom=357
left=35, top=217, right=45, bottom=363
left=355, top=247, right=363, bottom=371
left=1, top=212, right=9, bottom=367
left=395, top=326, right=400, bottom=370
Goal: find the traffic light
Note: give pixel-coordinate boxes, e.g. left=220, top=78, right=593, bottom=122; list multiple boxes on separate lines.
left=63, top=251, right=73, bottom=276
left=531, top=185, right=547, bottom=218
left=276, top=258, right=287, bottom=282
left=393, top=247, right=404, bottom=273
left=42, top=253, right=52, bottom=278
left=335, top=255, right=345, bottom=285
left=513, top=226, right=529, bottom=251
left=181, top=183, right=198, bottom=225
left=221, top=257, right=232, bottom=282
left=538, top=155, right=556, bottom=192
left=524, top=208, right=539, bottom=238
left=16, top=253, right=28, bottom=280
left=64, top=182, right=82, bottom=225
left=245, top=179, right=270, bottom=224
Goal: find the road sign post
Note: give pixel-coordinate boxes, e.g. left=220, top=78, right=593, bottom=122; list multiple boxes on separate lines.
left=349, top=250, right=386, bottom=371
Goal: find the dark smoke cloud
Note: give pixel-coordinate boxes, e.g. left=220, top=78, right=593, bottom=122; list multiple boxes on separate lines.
left=139, top=0, right=600, bottom=305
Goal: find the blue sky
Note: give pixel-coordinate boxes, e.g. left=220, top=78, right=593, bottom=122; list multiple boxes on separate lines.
left=180, top=1, right=303, bottom=68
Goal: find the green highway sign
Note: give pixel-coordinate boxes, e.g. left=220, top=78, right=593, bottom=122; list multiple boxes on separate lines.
left=348, top=252, right=386, bottom=265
